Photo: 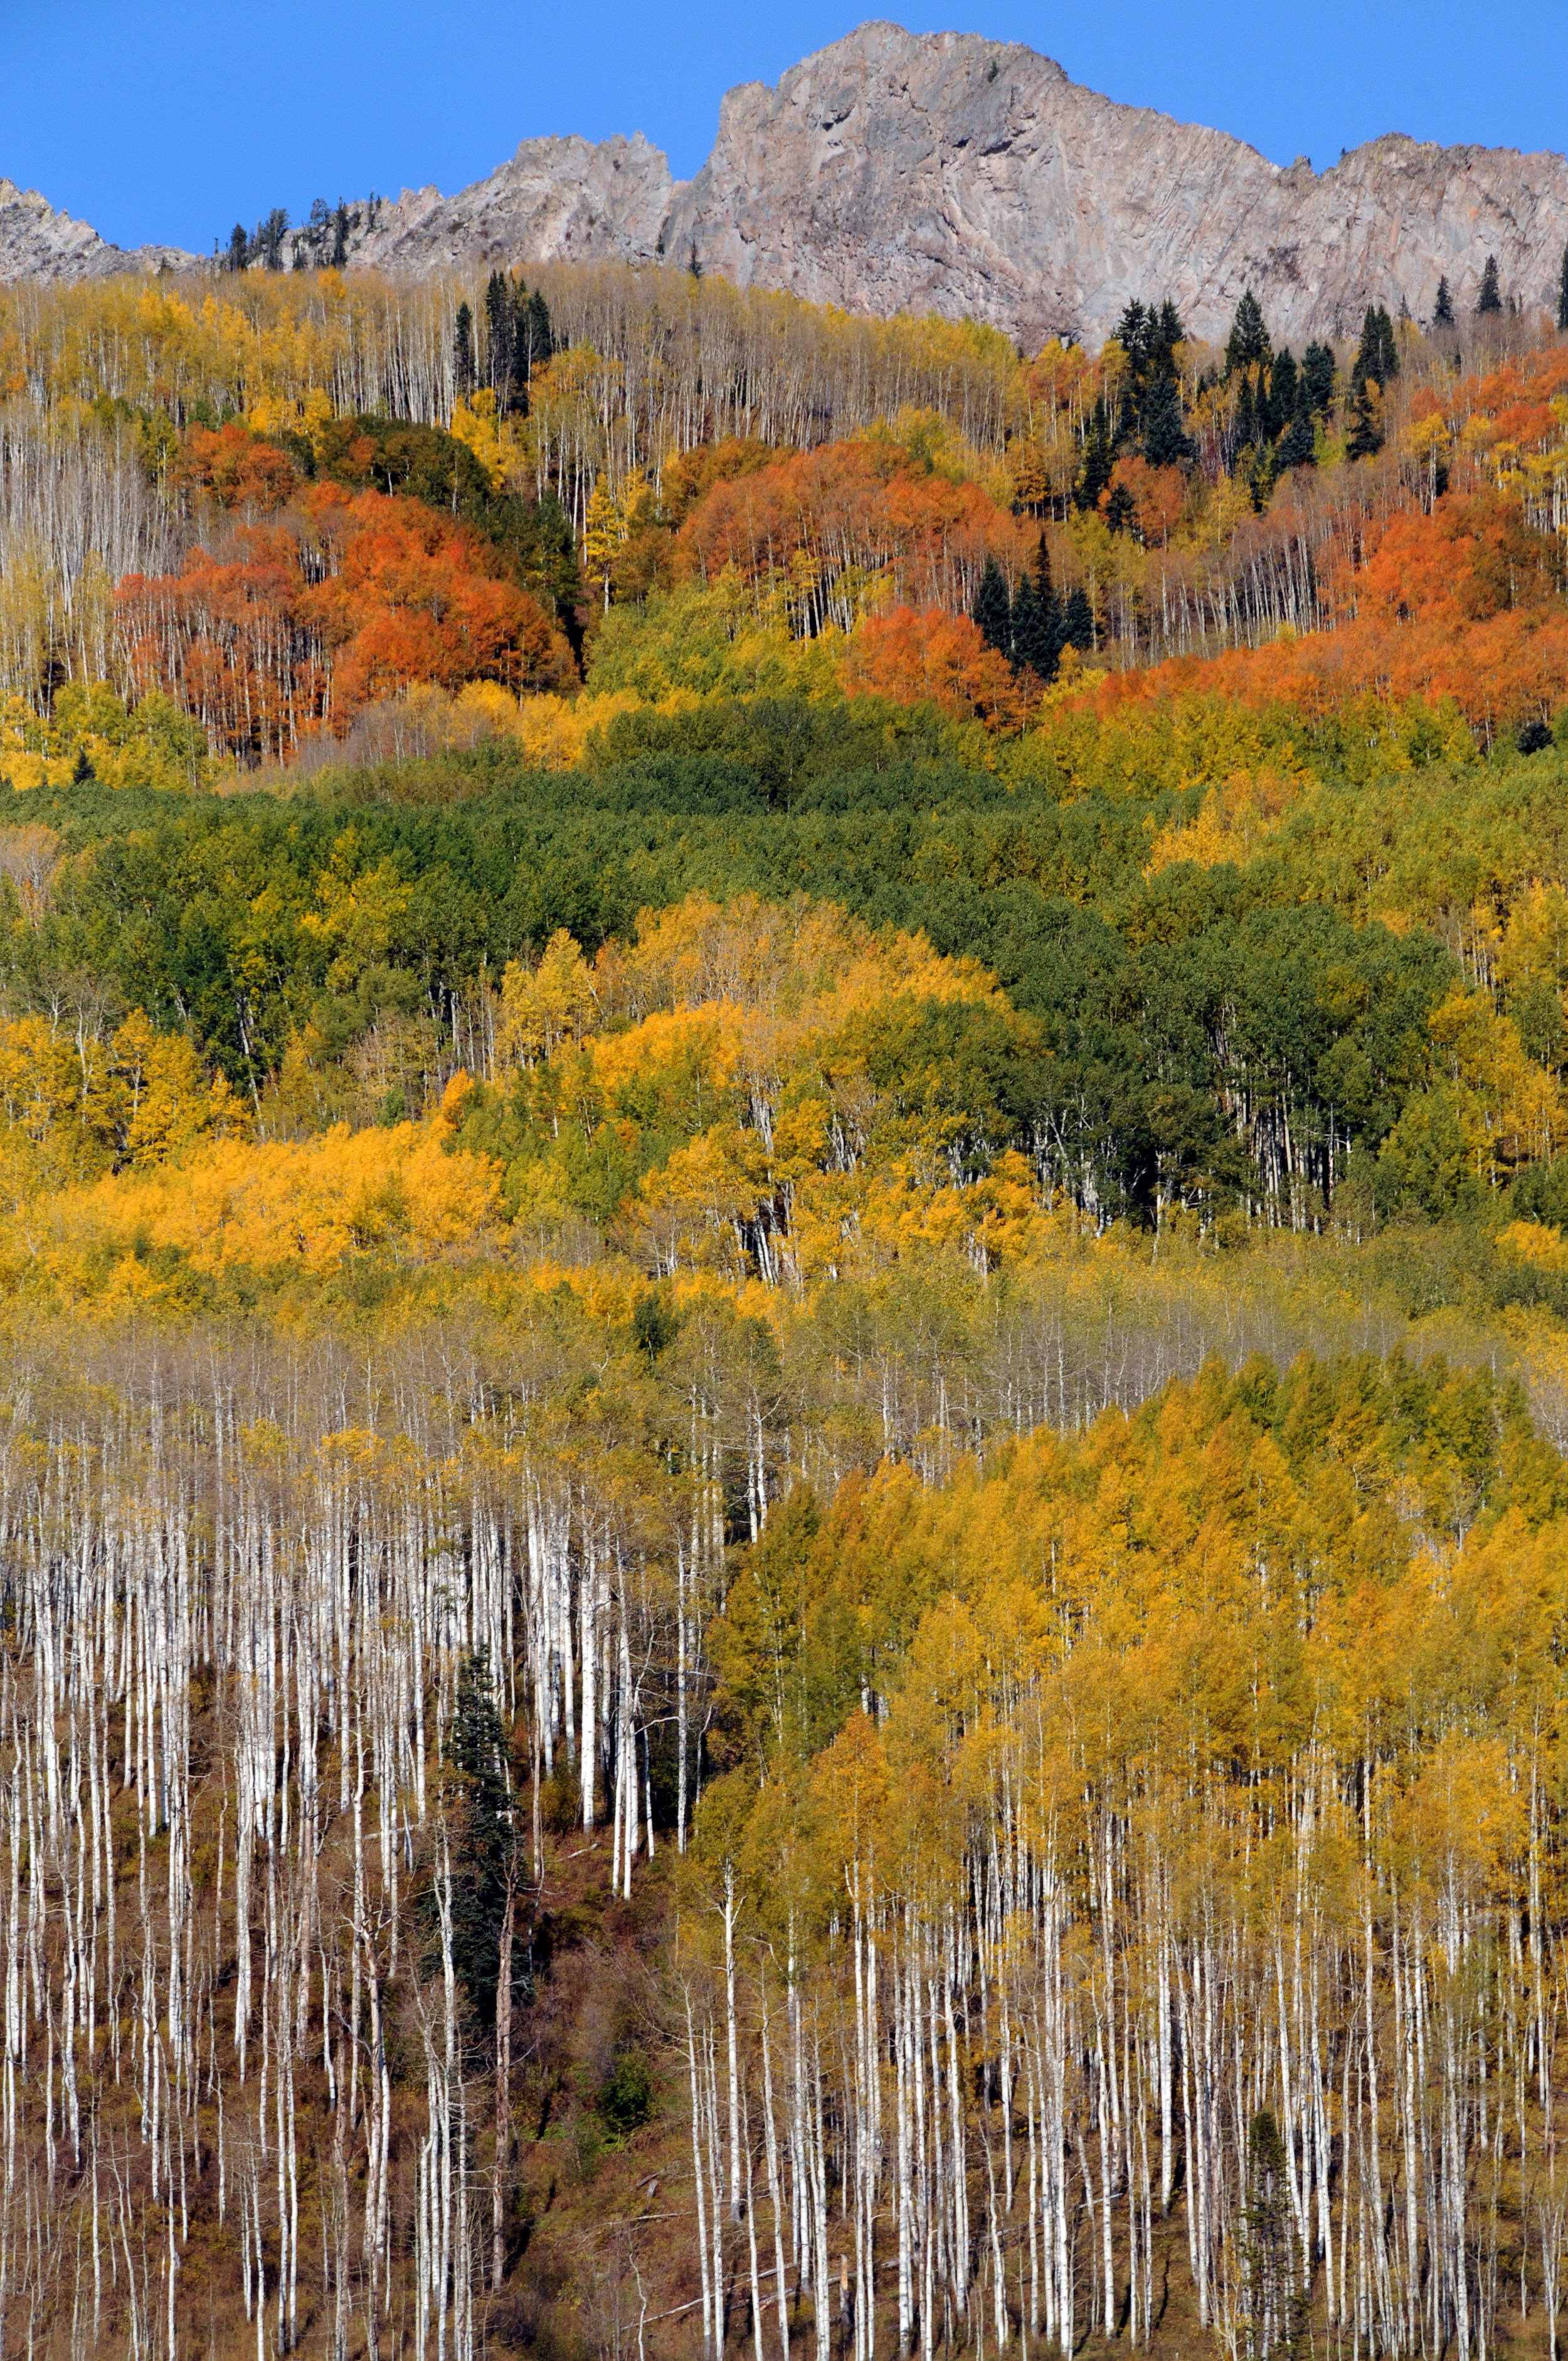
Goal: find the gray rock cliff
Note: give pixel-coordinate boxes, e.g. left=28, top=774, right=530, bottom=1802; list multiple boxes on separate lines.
left=9, top=24, right=1568, bottom=346
left=0, top=179, right=193, bottom=284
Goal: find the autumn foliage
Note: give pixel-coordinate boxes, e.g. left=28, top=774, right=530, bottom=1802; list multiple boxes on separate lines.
left=117, top=479, right=575, bottom=759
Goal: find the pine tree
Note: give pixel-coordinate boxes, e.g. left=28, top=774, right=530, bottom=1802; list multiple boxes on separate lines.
left=225, top=224, right=248, bottom=275
left=1346, top=391, right=1384, bottom=462
left=1062, top=584, right=1094, bottom=653
left=1225, top=289, right=1271, bottom=375
left=1104, top=479, right=1136, bottom=536
left=1010, top=534, right=1063, bottom=681
left=1141, top=371, right=1194, bottom=467
left=453, top=302, right=475, bottom=400
left=1271, top=349, right=1299, bottom=423
left=1009, top=574, right=1044, bottom=676
left=486, top=271, right=517, bottom=407
left=1277, top=411, right=1316, bottom=470
left=971, top=556, right=1012, bottom=656
left=1477, top=255, right=1503, bottom=315
left=1301, top=342, right=1336, bottom=414
left=1351, top=305, right=1380, bottom=396
left=1434, top=274, right=1455, bottom=327
left=523, top=289, right=554, bottom=378
left=1075, top=400, right=1115, bottom=510
left=331, top=203, right=350, bottom=270
left=442, top=1652, right=516, bottom=2032
left=1557, top=247, right=1568, bottom=333
left=1233, top=374, right=1258, bottom=460
left=1242, top=2111, right=1308, bottom=2361
left=1375, top=305, right=1400, bottom=381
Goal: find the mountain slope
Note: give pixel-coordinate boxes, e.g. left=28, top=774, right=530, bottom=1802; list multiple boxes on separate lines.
left=9, top=22, right=1568, bottom=345
left=0, top=178, right=193, bottom=282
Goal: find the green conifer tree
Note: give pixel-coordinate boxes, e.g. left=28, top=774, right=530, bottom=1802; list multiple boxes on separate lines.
left=971, top=556, right=1013, bottom=655
left=1434, top=275, right=1455, bottom=327
left=453, top=302, right=475, bottom=399
left=441, top=1653, right=516, bottom=2031
left=1062, top=585, right=1094, bottom=653
left=1301, top=342, right=1336, bottom=414
left=1477, top=255, right=1503, bottom=314
left=1557, top=248, right=1568, bottom=333
left=1142, top=372, right=1194, bottom=467
left=1225, top=290, right=1271, bottom=375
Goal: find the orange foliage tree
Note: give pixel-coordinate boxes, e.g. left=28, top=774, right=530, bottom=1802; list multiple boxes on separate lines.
left=675, top=435, right=1033, bottom=631
left=116, top=482, right=575, bottom=760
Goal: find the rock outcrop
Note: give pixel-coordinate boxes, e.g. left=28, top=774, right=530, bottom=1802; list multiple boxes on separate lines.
left=661, top=24, right=1568, bottom=348
left=0, top=179, right=193, bottom=284
left=9, top=23, right=1568, bottom=346
left=348, top=134, right=675, bottom=275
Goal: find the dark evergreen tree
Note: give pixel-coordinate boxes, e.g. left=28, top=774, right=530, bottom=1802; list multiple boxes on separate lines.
left=225, top=224, right=249, bottom=275
left=1010, top=534, right=1063, bottom=681
left=1008, top=575, right=1043, bottom=676
left=453, top=302, right=475, bottom=399
left=1346, top=391, right=1384, bottom=462
left=1075, top=400, right=1115, bottom=510
left=1301, top=342, right=1336, bottom=415
left=1276, top=411, right=1316, bottom=470
left=1104, top=479, right=1136, bottom=536
left=522, top=289, right=554, bottom=379
left=1062, top=585, right=1094, bottom=653
left=1557, top=248, right=1568, bottom=333
left=1271, top=349, right=1299, bottom=423
left=1434, top=274, right=1455, bottom=327
left=1225, top=290, right=1271, bottom=375
left=1242, top=2110, right=1309, bottom=2361
left=485, top=271, right=517, bottom=407
left=1141, top=371, right=1194, bottom=467
left=257, top=209, right=289, bottom=272
left=1113, top=299, right=1150, bottom=366
left=1153, top=299, right=1185, bottom=373
left=1375, top=305, right=1400, bottom=380
left=331, top=203, right=350, bottom=271
left=971, top=556, right=1013, bottom=656
left=441, top=1653, right=516, bottom=2032
left=1477, top=255, right=1502, bottom=314
left=1233, top=374, right=1257, bottom=459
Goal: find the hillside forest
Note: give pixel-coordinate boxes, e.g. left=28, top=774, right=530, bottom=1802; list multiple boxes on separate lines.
left=8, top=248, right=1568, bottom=2361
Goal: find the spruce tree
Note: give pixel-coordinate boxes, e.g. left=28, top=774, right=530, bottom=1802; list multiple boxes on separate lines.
left=1075, top=400, right=1115, bottom=511
left=971, top=556, right=1013, bottom=656
left=1434, top=275, right=1455, bottom=327
left=331, top=203, right=350, bottom=270
left=485, top=271, right=517, bottom=406
left=442, top=1653, right=515, bottom=2032
left=453, top=302, right=475, bottom=399
left=225, top=224, right=249, bottom=274
left=1062, top=585, right=1094, bottom=653
left=1346, top=391, right=1384, bottom=462
left=1557, top=248, right=1568, bottom=333
left=1477, top=255, right=1502, bottom=314
left=1301, top=342, right=1336, bottom=415
left=1141, top=371, right=1194, bottom=467
left=1010, top=534, right=1063, bottom=681
left=1008, top=575, right=1043, bottom=677
left=1104, top=479, right=1136, bottom=536
left=1277, top=411, right=1316, bottom=470
left=1225, top=290, right=1271, bottom=375
left=1271, top=349, right=1299, bottom=423
left=1375, top=305, right=1400, bottom=381
left=1233, top=374, right=1257, bottom=459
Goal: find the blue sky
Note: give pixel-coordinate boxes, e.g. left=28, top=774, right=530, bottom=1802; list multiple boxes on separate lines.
left=5, top=2, right=1567, bottom=258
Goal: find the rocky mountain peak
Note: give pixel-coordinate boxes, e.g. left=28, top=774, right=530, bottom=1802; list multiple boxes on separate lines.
left=7, top=23, right=1568, bottom=349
